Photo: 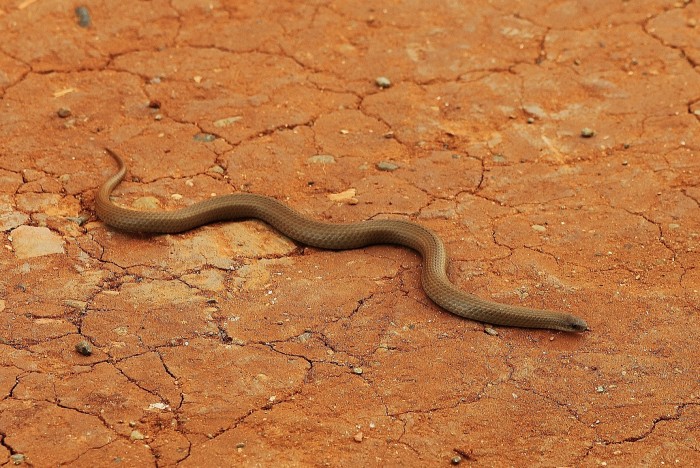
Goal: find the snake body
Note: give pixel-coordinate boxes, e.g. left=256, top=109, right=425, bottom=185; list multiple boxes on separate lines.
left=96, top=149, right=588, bottom=332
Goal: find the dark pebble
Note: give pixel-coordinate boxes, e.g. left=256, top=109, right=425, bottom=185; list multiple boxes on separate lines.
left=75, top=340, right=93, bottom=356
left=75, top=6, right=92, bottom=28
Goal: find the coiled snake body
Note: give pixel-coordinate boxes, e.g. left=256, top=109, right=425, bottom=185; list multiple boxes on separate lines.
left=96, top=149, right=588, bottom=332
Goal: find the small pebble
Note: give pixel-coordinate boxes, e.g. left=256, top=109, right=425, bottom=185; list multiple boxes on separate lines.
left=75, top=6, right=91, bottom=28
left=451, top=455, right=462, bottom=465
left=484, top=327, right=498, bottom=336
left=66, top=215, right=89, bottom=226
left=353, top=431, right=364, bottom=442
left=376, top=161, right=399, bottom=171
left=308, top=154, right=336, bottom=164
left=531, top=224, right=547, bottom=233
left=213, top=116, right=243, bottom=127
left=193, top=133, right=216, bottom=142
left=375, top=76, right=391, bottom=88
left=148, top=100, right=161, bottom=109
left=75, top=340, right=92, bottom=356
left=527, top=117, right=534, bottom=124
left=10, top=454, right=25, bottom=465
left=596, top=385, right=606, bottom=393
left=352, top=367, right=363, bottom=375
left=57, top=107, right=72, bottom=118
left=130, top=430, right=145, bottom=440
left=235, top=442, right=245, bottom=449
left=580, top=128, right=595, bottom=138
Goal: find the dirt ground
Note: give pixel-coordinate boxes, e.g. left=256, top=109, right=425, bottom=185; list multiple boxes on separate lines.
left=0, top=0, right=699, bottom=466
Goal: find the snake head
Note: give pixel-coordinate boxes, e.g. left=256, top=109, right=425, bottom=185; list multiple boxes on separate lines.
left=562, top=315, right=589, bottom=332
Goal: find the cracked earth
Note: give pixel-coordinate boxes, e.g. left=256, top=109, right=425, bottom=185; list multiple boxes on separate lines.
left=1, top=0, right=699, bottom=466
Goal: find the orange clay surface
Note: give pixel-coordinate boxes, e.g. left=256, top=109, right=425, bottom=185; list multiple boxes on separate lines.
left=1, top=1, right=699, bottom=466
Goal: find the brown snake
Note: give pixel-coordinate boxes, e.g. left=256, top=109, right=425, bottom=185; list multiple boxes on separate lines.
left=96, top=149, right=588, bottom=332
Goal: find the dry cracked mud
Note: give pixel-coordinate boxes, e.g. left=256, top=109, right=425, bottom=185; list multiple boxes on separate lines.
left=1, top=1, right=699, bottom=466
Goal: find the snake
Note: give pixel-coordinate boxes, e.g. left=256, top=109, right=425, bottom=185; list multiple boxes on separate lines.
left=96, top=148, right=588, bottom=332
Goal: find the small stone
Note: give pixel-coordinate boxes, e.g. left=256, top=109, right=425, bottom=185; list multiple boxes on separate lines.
left=297, top=331, right=312, bottom=342
left=308, top=154, right=336, bottom=164
left=130, top=430, right=145, bottom=440
left=75, top=6, right=91, bottom=28
left=75, top=340, right=93, bottom=356
left=10, top=454, right=25, bottom=465
left=148, top=402, right=169, bottom=410
left=375, top=76, right=391, bottom=88
left=148, top=100, right=161, bottom=109
left=451, top=455, right=462, bottom=465
left=213, top=116, right=242, bottom=127
left=376, top=161, right=399, bottom=171
left=622, top=160, right=628, bottom=166
left=129, top=421, right=137, bottom=427
left=57, top=107, right=72, bottom=118
left=193, top=133, right=216, bottom=142
left=531, top=224, right=547, bottom=233
left=580, top=128, right=595, bottom=138
left=484, top=327, right=499, bottom=336
left=596, top=385, right=606, bottom=393
left=353, top=431, right=364, bottom=442
left=328, top=188, right=357, bottom=204
left=352, top=367, right=363, bottom=375
left=235, top=442, right=245, bottom=449
left=66, top=215, right=90, bottom=226
left=522, top=104, right=546, bottom=118
left=64, top=300, right=87, bottom=310
left=668, top=223, right=680, bottom=230
left=527, top=117, right=534, bottom=124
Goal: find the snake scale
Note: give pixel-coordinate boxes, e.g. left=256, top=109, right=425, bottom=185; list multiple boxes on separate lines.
left=96, top=148, right=588, bottom=332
